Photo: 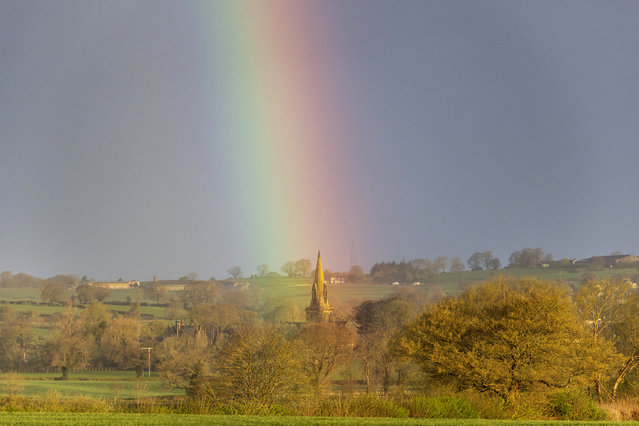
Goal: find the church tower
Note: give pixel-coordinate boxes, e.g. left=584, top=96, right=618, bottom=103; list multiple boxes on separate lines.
left=305, top=251, right=333, bottom=322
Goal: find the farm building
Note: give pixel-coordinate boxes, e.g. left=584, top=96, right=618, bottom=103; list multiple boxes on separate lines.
left=89, top=280, right=140, bottom=289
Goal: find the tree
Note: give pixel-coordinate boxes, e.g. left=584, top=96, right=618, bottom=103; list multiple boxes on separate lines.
left=281, top=261, right=296, bottom=278
left=609, top=292, right=639, bottom=398
left=449, top=257, right=465, bottom=272
left=144, top=282, right=168, bottom=305
left=179, top=273, right=198, bottom=281
left=295, top=259, right=312, bottom=278
left=40, top=281, right=67, bottom=304
left=256, top=264, right=270, bottom=278
left=354, top=298, right=419, bottom=394
left=156, top=332, right=212, bottom=400
left=487, top=257, right=501, bottom=270
left=80, top=302, right=111, bottom=343
left=46, top=274, right=79, bottom=289
left=355, top=299, right=417, bottom=336
left=0, top=271, right=13, bottom=287
left=348, top=265, right=365, bottom=282
left=399, top=277, right=604, bottom=401
left=181, top=281, right=219, bottom=308
left=100, top=317, right=142, bottom=370
left=227, top=266, right=243, bottom=279
left=432, top=257, right=448, bottom=273
left=212, top=326, right=307, bottom=405
left=410, top=258, right=432, bottom=274
left=49, top=310, right=93, bottom=379
left=0, top=323, right=34, bottom=371
left=188, top=303, right=253, bottom=346
left=264, top=303, right=304, bottom=323
left=128, top=302, right=141, bottom=319
left=76, top=285, right=110, bottom=304
left=166, top=296, right=186, bottom=320
left=508, top=247, right=546, bottom=269
left=467, top=251, right=500, bottom=271
left=575, top=278, right=633, bottom=399
left=295, top=322, right=356, bottom=397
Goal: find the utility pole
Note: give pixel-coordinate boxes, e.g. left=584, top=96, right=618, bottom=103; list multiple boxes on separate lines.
left=140, top=347, right=152, bottom=378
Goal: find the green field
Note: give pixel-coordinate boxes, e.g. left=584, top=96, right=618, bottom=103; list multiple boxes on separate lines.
left=0, top=372, right=181, bottom=399
left=0, top=413, right=633, bottom=425
left=1, top=266, right=636, bottom=320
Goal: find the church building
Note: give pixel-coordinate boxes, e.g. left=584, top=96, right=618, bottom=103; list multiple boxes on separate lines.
left=305, top=251, right=333, bottom=322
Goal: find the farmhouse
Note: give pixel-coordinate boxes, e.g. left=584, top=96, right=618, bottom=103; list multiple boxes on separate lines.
left=329, top=276, right=346, bottom=284
left=89, top=280, right=139, bottom=289
left=143, top=280, right=191, bottom=291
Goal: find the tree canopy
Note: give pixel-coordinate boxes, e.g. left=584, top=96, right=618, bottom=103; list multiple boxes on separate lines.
left=399, top=277, right=607, bottom=401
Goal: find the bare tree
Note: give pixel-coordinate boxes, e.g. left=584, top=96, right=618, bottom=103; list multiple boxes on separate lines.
left=256, top=264, right=270, bottom=278
left=295, top=322, right=356, bottom=397
left=432, top=257, right=448, bottom=273
left=449, top=257, right=465, bottom=272
left=281, top=261, right=296, bottom=277
left=295, top=259, right=312, bottom=278
left=227, top=266, right=243, bottom=279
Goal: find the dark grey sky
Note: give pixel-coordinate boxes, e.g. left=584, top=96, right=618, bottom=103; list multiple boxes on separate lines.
left=1, top=1, right=638, bottom=280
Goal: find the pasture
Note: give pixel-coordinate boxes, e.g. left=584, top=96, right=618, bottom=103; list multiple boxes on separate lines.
left=0, top=371, right=181, bottom=400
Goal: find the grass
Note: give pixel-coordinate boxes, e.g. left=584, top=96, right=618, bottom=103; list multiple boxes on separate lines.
left=0, top=413, right=634, bottom=425
left=0, top=371, right=183, bottom=399
left=8, top=380, right=175, bottom=400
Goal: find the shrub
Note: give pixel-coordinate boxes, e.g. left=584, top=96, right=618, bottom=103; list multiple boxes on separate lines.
left=547, top=389, right=608, bottom=421
left=405, top=396, right=478, bottom=418
left=602, top=398, right=639, bottom=421
left=458, top=391, right=510, bottom=419
left=317, top=396, right=408, bottom=418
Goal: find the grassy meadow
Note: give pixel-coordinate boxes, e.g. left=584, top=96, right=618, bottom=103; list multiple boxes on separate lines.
left=0, top=372, right=180, bottom=400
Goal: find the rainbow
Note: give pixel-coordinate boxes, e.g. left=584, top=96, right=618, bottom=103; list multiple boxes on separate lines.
left=196, top=1, right=355, bottom=272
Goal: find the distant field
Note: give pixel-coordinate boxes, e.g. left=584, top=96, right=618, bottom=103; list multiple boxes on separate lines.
left=0, top=371, right=181, bottom=399
left=1, top=266, right=636, bottom=317
left=247, top=266, right=639, bottom=310
left=0, top=413, right=628, bottom=425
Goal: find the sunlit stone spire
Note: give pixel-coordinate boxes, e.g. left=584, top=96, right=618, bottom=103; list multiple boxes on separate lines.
left=306, top=251, right=333, bottom=322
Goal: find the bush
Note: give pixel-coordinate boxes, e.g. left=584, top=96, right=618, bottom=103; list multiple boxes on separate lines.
left=318, top=396, right=408, bottom=418
left=348, top=396, right=409, bottom=418
left=602, top=398, right=639, bottom=421
left=404, top=396, right=478, bottom=419
left=547, top=389, right=608, bottom=421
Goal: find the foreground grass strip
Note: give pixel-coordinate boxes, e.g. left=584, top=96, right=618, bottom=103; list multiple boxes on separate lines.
left=0, top=414, right=637, bottom=426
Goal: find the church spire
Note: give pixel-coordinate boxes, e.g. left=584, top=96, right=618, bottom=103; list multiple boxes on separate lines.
left=306, top=250, right=332, bottom=322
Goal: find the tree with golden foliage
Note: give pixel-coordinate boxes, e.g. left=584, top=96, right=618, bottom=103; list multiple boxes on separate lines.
left=575, top=278, right=637, bottom=399
left=212, top=326, right=307, bottom=405
left=49, top=310, right=93, bottom=379
left=100, top=317, right=142, bottom=370
left=156, top=332, right=212, bottom=400
left=399, top=277, right=611, bottom=401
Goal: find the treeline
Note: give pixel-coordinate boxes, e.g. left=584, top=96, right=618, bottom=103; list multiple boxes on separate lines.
left=0, top=271, right=84, bottom=289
